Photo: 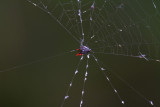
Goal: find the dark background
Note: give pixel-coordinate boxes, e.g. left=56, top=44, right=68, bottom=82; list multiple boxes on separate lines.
left=0, top=0, right=160, bottom=107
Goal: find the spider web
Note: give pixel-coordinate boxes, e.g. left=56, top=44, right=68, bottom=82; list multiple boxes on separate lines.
left=25, top=0, right=160, bottom=107
left=27, top=0, right=160, bottom=61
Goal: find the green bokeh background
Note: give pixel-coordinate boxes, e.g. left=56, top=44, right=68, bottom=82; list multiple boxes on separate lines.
left=0, top=0, right=160, bottom=107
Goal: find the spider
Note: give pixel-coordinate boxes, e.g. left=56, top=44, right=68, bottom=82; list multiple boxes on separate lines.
left=76, top=45, right=91, bottom=56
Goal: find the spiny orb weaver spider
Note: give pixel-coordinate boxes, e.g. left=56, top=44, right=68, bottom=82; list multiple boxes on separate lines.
left=76, top=45, right=91, bottom=56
